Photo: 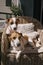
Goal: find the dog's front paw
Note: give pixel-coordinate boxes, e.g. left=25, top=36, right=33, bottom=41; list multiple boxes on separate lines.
left=16, top=58, right=19, bottom=62
left=16, top=51, right=21, bottom=62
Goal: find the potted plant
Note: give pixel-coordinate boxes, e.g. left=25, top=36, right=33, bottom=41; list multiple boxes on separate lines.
left=10, top=3, right=23, bottom=16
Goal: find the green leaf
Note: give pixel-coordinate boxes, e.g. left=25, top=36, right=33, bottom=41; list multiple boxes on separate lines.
left=10, top=3, right=23, bottom=16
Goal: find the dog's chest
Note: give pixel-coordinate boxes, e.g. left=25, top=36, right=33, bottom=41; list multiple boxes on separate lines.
left=10, top=42, right=23, bottom=51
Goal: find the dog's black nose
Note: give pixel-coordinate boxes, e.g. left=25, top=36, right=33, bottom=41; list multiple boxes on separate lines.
left=17, top=43, right=20, bottom=47
left=14, top=27, right=16, bottom=30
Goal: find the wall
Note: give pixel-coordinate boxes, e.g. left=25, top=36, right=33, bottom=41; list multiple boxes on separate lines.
left=20, top=0, right=34, bottom=17
left=40, top=0, right=43, bottom=24
left=0, top=0, right=6, bottom=6
left=33, top=0, right=41, bottom=21
left=0, top=0, right=12, bottom=19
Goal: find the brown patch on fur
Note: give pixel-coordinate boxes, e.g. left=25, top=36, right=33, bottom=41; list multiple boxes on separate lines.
left=6, top=18, right=14, bottom=25
left=6, top=18, right=17, bottom=25
left=8, top=31, right=22, bottom=40
left=23, top=35, right=28, bottom=41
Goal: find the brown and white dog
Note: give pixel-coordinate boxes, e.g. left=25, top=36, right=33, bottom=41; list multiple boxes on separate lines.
left=5, top=17, right=17, bottom=34
left=7, top=31, right=28, bottom=61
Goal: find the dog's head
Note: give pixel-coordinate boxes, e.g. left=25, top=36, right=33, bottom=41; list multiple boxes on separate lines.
left=6, top=17, right=17, bottom=34
left=9, top=31, right=22, bottom=47
left=7, top=31, right=28, bottom=50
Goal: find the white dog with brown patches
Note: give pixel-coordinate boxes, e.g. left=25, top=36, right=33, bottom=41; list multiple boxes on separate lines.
left=7, top=31, right=28, bottom=61
left=6, top=17, right=17, bottom=34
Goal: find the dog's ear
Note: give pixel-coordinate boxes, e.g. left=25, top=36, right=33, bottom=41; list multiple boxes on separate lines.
left=7, top=34, right=12, bottom=40
left=6, top=34, right=11, bottom=37
left=8, top=36, right=11, bottom=40
left=19, top=33, right=22, bottom=36
left=6, top=34, right=11, bottom=41
left=6, top=18, right=10, bottom=23
left=20, top=35, right=28, bottom=46
left=16, top=18, right=20, bottom=25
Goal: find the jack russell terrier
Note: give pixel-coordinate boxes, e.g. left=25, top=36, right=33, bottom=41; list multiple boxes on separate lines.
left=7, top=31, right=28, bottom=62
left=6, top=17, right=17, bottom=34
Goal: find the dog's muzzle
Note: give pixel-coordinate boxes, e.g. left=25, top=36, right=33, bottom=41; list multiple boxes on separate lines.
left=14, top=27, right=17, bottom=30
left=17, top=43, right=21, bottom=47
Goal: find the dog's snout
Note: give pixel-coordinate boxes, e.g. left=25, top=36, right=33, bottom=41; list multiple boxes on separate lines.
left=17, top=43, right=20, bottom=47
left=14, top=27, right=16, bottom=30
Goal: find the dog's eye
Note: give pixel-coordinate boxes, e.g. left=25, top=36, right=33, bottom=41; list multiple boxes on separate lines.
left=10, top=22, right=14, bottom=25
left=19, top=36, right=21, bottom=39
left=13, top=37, right=16, bottom=39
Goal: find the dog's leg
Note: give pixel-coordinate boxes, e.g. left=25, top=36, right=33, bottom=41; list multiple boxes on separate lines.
left=36, top=38, right=41, bottom=47
left=28, top=38, right=36, bottom=48
left=16, top=51, right=21, bottom=62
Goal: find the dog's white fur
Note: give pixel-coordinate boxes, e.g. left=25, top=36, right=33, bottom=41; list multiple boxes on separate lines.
left=22, top=31, right=39, bottom=39
left=6, top=24, right=16, bottom=34
left=16, top=23, right=34, bottom=33
left=38, top=46, right=43, bottom=53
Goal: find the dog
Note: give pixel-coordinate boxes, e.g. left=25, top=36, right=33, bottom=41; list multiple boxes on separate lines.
left=6, top=17, right=17, bottom=34
left=6, top=31, right=28, bottom=61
